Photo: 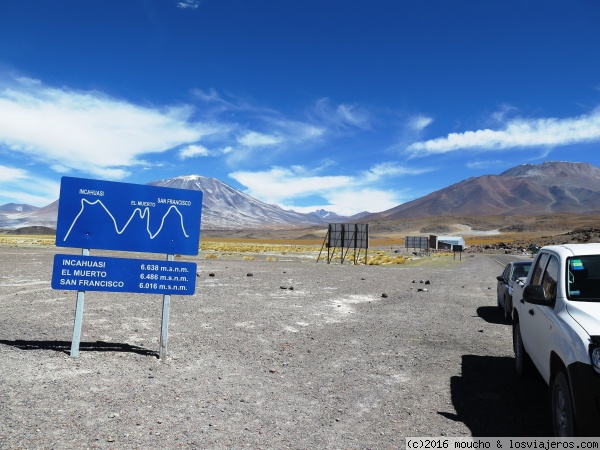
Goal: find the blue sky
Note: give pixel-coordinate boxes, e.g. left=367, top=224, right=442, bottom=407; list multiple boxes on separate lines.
left=1, top=0, right=599, bottom=215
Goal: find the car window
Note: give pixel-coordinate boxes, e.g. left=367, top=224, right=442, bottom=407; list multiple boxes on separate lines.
left=511, top=264, right=530, bottom=280
left=567, top=255, right=600, bottom=302
left=531, top=253, right=549, bottom=285
left=541, top=255, right=559, bottom=302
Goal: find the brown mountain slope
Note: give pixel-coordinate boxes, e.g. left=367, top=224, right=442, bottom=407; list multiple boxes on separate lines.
left=371, top=161, right=600, bottom=219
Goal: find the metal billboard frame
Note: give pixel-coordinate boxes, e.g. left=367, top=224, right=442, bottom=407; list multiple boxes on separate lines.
left=318, top=223, right=369, bottom=264
left=405, top=236, right=429, bottom=251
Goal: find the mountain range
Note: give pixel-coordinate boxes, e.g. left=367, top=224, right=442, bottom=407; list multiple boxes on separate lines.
left=366, top=161, right=600, bottom=220
left=1, top=161, right=599, bottom=231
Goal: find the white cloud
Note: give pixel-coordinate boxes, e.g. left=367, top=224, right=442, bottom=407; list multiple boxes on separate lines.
left=0, top=78, right=210, bottom=179
left=288, top=188, right=404, bottom=216
left=0, top=189, right=56, bottom=206
left=177, top=0, right=200, bottom=9
left=50, top=164, right=70, bottom=173
left=237, top=131, right=283, bottom=148
left=179, top=144, right=210, bottom=159
left=314, top=98, right=372, bottom=130
left=192, top=89, right=326, bottom=143
left=336, top=103, right=370, bottom=129
left=0, top=165, right=27, bottom=181
left=0, top=174, right=60, bottom=206
left=361, top=162, right=433, bottom=182
left=271, top=120, right=325, bottom=143
left=229, top=166, right=352, bottom=204
left=191, top=88, right=257, bottom=116
left=407, top=109, right=600, bottom=156
left=408, top=115, right=433, bottom=132
left=490, top=104, right=518, bottom=124
left=465, top=160, right=504, bottom=170
left=323, top=189, right=401, bottom=215
left=229, top=162, right=423, bottom=215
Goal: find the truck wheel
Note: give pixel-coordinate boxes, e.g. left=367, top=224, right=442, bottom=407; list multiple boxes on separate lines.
left=513, top=321, right=533, bottom=377
left=551, top=371, right=575, bottom=436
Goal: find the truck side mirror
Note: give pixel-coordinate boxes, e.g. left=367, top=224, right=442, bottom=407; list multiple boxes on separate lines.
left=523, top=284, right=553, bottom=306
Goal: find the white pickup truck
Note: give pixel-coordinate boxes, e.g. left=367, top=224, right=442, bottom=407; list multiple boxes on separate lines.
left=511, top=244, right=600, bottom=437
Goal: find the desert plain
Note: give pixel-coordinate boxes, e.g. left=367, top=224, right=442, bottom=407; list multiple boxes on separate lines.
left=2, top=216, right=596, bottom=449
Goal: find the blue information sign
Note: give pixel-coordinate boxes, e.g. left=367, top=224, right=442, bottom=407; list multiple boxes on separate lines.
left=56, top=177, right=202, bottom=255
left=52, top=254, right=197, bottom=295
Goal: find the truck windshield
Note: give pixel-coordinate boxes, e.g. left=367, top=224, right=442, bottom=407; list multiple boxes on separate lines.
left=566, top=256, right=600, bottom=301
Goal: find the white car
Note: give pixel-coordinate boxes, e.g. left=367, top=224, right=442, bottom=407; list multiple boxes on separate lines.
left=511, top=244, right=600, bottom=436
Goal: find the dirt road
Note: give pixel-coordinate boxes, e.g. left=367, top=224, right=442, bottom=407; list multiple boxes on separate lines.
left=0, top=247, right=551, bottom=449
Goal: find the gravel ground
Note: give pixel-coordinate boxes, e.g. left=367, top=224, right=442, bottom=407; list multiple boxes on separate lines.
left=0, top=247, right=552, bottom=450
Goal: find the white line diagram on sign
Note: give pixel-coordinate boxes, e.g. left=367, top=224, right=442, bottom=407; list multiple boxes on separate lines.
left=62, top=198, right=191, bottom=242
left=56, top=176, right=203, bottom=255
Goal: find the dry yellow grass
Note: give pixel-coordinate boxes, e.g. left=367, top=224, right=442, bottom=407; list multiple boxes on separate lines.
left=463, top=232, right=551, bottom=246
left=363, top=254, right=408, bottom=265
left=200, top=240, right=322, bottom=255
left=0, top=235, right=56, bottom=246
left=369, top=237, right=406, bottom=247
left=201, top=237, right=323, bottom=246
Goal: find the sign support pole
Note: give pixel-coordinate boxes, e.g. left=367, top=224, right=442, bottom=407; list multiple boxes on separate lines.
left=159, top=254, right=174, bottom=360
left=70, top=248, right=90, bottom=358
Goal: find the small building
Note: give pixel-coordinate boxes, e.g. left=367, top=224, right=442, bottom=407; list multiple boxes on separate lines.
left=430, top=235, right=466, bottom=251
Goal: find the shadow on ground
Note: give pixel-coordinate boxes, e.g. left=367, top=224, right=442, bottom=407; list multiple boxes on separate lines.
left=476, top=306, right=509, bottom=325
left=439, top=354, right=552, bottom=436
left=0, top=339, right=158, bottom=357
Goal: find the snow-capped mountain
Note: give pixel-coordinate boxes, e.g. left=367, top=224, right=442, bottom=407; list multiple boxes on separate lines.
left=307, top=209, right=371, bottom=222
left=0, top=201, right=58, bottom=230
left=148, top=175, right=328, bottom=229
left=308, top=209, right=341, bottom=220
left=0, top=203, right=39, bottom=213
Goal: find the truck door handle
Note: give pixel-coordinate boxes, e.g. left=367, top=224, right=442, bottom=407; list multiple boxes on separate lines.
left=528, top=309, right=534, bottom=316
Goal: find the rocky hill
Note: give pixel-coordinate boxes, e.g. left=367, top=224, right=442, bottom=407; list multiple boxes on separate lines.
left=368, top=161, right=600, bottom=219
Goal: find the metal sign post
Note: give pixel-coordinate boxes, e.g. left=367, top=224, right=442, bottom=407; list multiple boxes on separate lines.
left=453, top=244, right=464, bottom=261
left=70, top=248, right=90, bottom=358
left=159, top=254, right=174, bottom=360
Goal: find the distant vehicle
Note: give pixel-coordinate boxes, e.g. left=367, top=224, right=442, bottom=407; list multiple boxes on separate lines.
left=512, top=244, right=600, bottom=436
left=496, top=261, right=532, bottom=322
